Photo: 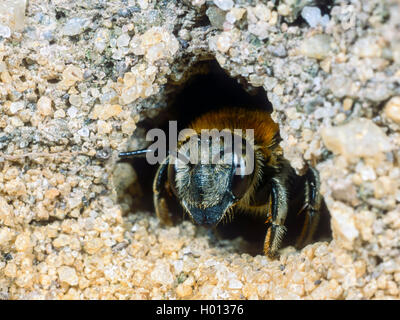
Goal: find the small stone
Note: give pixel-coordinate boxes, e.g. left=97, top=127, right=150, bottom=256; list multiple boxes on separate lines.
left=321, top=118, right=393, bottom=165
left=53, top=234, right=71, bottom=248
left=9, top=101, right=24, bottom=114
left=116, top=33, right=130, bottom=47
left=84, top=238, right=103, bottom=255
left=301, top=6, right=330, bottom=28
left=97, top=120, right=112, bottom=135
left=373, top=176, right=395, bottom=199
left=135, top=27, right=179, bottom=63
left=226, top=8, right=246, bottom=23
left=90, top=104, right=122, bottom=120
left=37, top=96, right=53, bottom=117
left=267, top=44, right=287, bottom=57
left=58, top=266, right=79, bottom=286
left=53, top=109, right=66, bottom=119
left=327, top=76, right=353, bottom=99
left=191, top=0, right=206, bottom=6
left=69, top=94, right=82, bottom=107
left=176, top=283, right=193, bottom=298
left=216, top=32, right=232, bottom=53
left=384, top=96, right=400, bottom=124
left=77, top=127, right=90, bottom=137
left=330, top=202, right=359, bottom=250
left=5, top=178, right=26, bottom=196
left=15, top=233, right=32, bottom=252
left=94, top=28, right=110, bottom=53
left=151, top=262, right=174, bottom=286
left=320, top=57, right=331, bottom=73
left=67, top=106, right=78, bottom=118
left=0, top=24, right=11, bottom=38
left=121, top=116, right=138, bottom=135
left=254, top=4, right=271, bottom=22
left=249, top=74, right=265, bottom=87
left=228, top=278, right=243, bottom=289
left=213, top=0, right=233, bottom=11
left=343, top=98, right=353, bottom=111
left=45, top=188, right=60, bottom=200
left=264, top=77, right=278, bottom=91
left=1, top=71, right=12, bottom=83
left=61, top=65, right=84, bottom=88
left=0, top=0, right=27, bottom=31
left=269, top=11, right=278, bottom=25
left=206, top=6, right=226, bottom=29
left=353, top=37, right=383, bottom=58
left=62, top=17, right=87, bottom=36
left=248, top=21, right=270, bottom=40
left=277, top=4, right=290, bottom=16
left=300, top=34, right=332, bottom=60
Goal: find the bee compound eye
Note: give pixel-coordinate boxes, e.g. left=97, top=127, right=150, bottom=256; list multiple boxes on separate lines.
left=167, top=164, right=179, bottom=197
left=231, top=157, right=252, bottom=200
left=231, top=172, right=251, bottom=200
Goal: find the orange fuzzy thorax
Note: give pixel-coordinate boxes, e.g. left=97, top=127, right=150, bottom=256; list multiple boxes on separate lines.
left=188, top=108, right=280, bottom=158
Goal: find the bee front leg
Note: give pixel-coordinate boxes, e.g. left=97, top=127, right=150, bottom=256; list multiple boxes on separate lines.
left=264, top=177, right=289, bottom=258
left=295, top=167, right=322, bottom=249
left=153, top=156, right=174, bottom=226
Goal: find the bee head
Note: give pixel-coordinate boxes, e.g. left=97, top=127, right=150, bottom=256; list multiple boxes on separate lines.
left=168, top=133, right=255, bottom=226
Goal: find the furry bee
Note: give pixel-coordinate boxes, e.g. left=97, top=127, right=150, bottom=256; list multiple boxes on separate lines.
left=120, top=108, right=322, bottom=257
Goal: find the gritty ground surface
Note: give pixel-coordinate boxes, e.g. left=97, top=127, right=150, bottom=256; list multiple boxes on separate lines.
left=0, top=0, right=399, bottom=299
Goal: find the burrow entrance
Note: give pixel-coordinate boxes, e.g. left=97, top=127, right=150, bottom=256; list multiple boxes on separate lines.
left=118, top=59, right=331, bottom=256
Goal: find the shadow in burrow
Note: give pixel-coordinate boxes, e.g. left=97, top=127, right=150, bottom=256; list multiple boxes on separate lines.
left=117, top=59, right=331, bottom=256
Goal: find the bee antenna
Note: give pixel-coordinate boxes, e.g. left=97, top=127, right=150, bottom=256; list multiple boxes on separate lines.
left=118, top=149, right=153, bottom=158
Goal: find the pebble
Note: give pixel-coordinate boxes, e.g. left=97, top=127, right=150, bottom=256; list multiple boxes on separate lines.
left=206, top=6, right=226, bottom=29
left=135, top=27, right=179, bottom=63
left=321, top=118, right=393, bottom=165
left=254, top=4, right=271, bottom=22
left=216, top=32, right=232, bottom=53
left=116, top=33, right=130, bottom=48
left=0, top=24, right=11, bottom=38
left=176, top=283, right=193, bottom=298
left=77, top=127, right=90, bottom=137
left=61, top=65, right=84, bottom=88
left=97, top=120, right=112, bottom=135
left=301, top=6, right=330, bottom=28
left=69, top=94, right=82, bottom=107
left=0, top=0, right=26, bottom=31
left=45, top=188, right=60, bottom=200
left=37, top=96, right=53, bottom=117
left=62, top=17, right=87, bottom=36
left=58, top=266, right=79, bottom=286
left=94, top=29, right=110, bottom=53
left=300, top=34, right=332, bottom=60
left=330, top=202, right=359, bottom=250
left=9, top=101, right=25, bottom=114
left=353, top=37, right=383, bottom=58
left=213, top=0, right=234, bottom=11
left=15, top=233, right=32, bottom=252
left=90, top=104, right=122, bottom=120
left=67, top=106, right=78, bottom=118
left=384, top=96, right=400, bottom=124
left=151, top=262, right=174, bottom=286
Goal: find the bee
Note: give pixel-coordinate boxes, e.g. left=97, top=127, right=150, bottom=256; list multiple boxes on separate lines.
left=119, top=108, right=322, bottom=257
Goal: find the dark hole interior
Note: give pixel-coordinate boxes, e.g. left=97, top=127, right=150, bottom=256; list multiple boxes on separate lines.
left=121, top=59, right=331, bottom=256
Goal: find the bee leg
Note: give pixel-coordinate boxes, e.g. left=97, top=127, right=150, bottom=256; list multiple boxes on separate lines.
left=153, top=156, right=174, bottom=226
left=264, top=177, right=289, bottom=258
left=295, top=167, right=322, bottom=249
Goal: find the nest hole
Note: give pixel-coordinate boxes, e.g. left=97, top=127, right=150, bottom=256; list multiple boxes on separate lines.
left=120, top=59, right=331, bottom=256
